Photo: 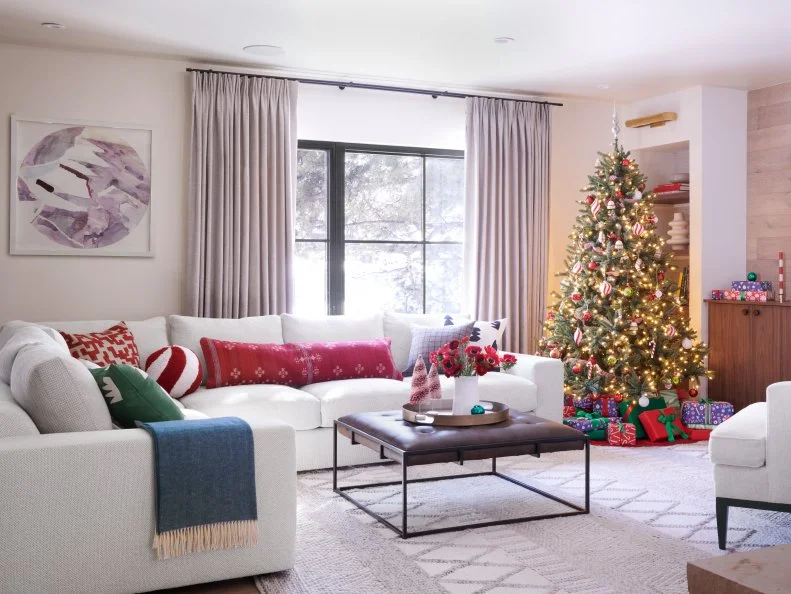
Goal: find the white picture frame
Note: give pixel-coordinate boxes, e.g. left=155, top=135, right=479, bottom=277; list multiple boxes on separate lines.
left=10, top=115, right=154, bottom=257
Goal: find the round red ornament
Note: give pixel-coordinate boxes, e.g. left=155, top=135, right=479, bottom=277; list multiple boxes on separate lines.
left=585, top=195, right=595, bottom=204
left=609, top=232, right=617, bottom=240
left=616, top=190, right=623, bottom=198
left=572, top=364, right=582, bottom=374
left=658, top=272, right=665, bottom=281
left=546, top=311, right=555, bottom=320
left=582, top=311, right=593, bottom=323
left=587, top=261, right=599, bottom=271
left=622, top=159, right=630, bottom=166
left=571, top=292, right=583, bottom=302
left=689, top=388, right=699, bottom=397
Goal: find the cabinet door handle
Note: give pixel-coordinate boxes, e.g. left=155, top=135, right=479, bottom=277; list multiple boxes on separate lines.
left=742, top=308, right=749, bottom=316
left=753, top=309, right=761, bottom=316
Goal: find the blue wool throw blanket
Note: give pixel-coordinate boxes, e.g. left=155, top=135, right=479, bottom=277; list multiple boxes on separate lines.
left=138, top=417, right=258, bottom=560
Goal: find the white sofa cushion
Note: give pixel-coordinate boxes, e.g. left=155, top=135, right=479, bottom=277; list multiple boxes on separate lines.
left=404, top=372, right=538, bottom=413
left=300, top=378, right=411, bottom=427
left=0, top=325, right=67, bottom=384
left=9, top=343, right=113, bottom=433
left=168, top=315, right=284, bottom=383
left=0, top=381, right=39, bottom=437
left=179, top=384, right=321, bottom=431
left=709, top=402, right=767, bottom=468
left=383, top=312, right=450, bottom=372
left=281, top=313, right=384, bottom=344
left=39, top=318, right=169, bottom=365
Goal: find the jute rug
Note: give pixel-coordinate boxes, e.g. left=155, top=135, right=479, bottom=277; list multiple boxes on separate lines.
left=256, top=443, right=791, bottom=593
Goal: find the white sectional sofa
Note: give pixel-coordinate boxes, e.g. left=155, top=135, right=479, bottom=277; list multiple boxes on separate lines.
left=0, top=311, right=562, bottom=593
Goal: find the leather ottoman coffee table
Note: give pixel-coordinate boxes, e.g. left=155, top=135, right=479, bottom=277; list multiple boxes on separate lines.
left=333, top=409, right=589, bottom=538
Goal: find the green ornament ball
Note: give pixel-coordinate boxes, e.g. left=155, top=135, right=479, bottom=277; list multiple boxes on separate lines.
left=747, top=272, right=758, bottom=281
left=623, top=287, right=634, bottom=297
left=470, top=404, right=485, bottom=415
left=606, top=355, right=617, bottom=366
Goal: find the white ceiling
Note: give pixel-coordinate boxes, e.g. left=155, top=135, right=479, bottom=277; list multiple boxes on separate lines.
left=1, top=0, right=791, bottom=100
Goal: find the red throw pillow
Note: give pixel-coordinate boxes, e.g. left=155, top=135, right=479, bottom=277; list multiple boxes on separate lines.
left=60, top=322, right=140, bottom=367
left=638, top=407, right=690, bottom=442
left=200, top=338, right=403, bottom=389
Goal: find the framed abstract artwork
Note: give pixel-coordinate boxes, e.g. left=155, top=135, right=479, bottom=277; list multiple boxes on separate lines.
left=10, top=116, right=153, bottom=257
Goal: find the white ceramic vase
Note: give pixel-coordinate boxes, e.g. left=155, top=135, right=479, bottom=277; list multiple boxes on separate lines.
left=453, top=375, right=480, bottom=415
left=667, top=211, right=690, bottom=251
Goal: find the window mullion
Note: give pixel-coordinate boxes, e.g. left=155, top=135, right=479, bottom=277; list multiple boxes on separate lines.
left=327, top=144, right=346, bottom=315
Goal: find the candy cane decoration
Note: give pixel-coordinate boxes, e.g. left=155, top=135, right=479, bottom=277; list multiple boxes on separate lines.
left=780, top=251, right=785, bottom=303
left=574, top=327, right=583, bottom=346
left=649, top=340, right=657, bottom=358
left=591, top=200, right=601, bottom=217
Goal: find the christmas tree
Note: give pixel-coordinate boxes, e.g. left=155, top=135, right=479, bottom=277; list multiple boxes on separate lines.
left=427, top=363, right=442, bottom=400
left=409, top=356, right=430, bottom=404
left=537, top=119, right=712, bottom=401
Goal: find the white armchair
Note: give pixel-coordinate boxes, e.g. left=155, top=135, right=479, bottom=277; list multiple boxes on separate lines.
left=710, top=381, right=791, bottom=549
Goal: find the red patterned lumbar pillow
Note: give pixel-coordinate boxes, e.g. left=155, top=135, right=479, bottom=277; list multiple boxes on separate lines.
left=200, top=338, right=403, bottom=389
left=60, top=322, right=140, bottom=367
left=145, top=345, right=203, bottom=398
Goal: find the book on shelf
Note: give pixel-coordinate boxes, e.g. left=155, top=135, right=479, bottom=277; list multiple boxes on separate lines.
left=677, top=267, right=689, bottom=302
left=653, top=183, right=689, bottom=193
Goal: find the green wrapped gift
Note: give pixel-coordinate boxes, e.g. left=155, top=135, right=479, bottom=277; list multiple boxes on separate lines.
left=618, top=396, right=667, bottom=440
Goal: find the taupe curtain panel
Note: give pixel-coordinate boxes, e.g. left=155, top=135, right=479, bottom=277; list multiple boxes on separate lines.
left=465, top=98, right=551, bottom=353
left=187, top=71, right=298, bottom=318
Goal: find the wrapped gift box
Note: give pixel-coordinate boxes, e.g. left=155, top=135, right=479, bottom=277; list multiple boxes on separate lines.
left=732, top=280, right=773, bottom=293
left=710, top=290, right=725, bottom=300
left=563, top=414, right=619, bottom=433
left=638, top=408, right=690, bottom=442
left=723, top=289, right=769, bottom=302
left=562, top=405, right=576, bottom=419
left=592, top=396, right=620, bottom=417
left=681, top=400, right=733, bottom=429
left=619, top=396, right=667, bottom=440
left=567, top=394, right=593, bottom=412
left=607, top=422, right=637, bottom=446
left=564, top=394, right=574, bottom=407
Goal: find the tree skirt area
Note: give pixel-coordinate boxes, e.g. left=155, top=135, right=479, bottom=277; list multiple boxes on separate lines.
left=256, top=443, right=791, bottom=594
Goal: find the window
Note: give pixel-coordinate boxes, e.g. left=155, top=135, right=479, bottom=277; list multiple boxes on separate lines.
left=295, top=142, right=464, bottom=316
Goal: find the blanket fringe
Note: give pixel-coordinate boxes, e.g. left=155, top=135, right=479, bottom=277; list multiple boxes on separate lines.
left=153, top=520, right=258, bottom=560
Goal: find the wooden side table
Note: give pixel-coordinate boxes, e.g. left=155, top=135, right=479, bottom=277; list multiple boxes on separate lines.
left=687, top=544, right=791, bottom=593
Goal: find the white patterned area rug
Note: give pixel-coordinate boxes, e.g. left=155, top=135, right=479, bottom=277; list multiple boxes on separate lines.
left=256, top=443, right=791, bottom=594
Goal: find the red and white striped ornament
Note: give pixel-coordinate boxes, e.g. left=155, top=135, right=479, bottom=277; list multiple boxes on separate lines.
left=572, top=261, right=583, bottom=274
left=600, top=280, right=612, bottom=296
left=573, top=327, right=584, bottom=346
left=631, top=222, right=645, bottom=237
left=145, top=345, right=203, bottom=398
left=591, top=200, right=601, bottom=217
left=665, top=324, right=677, bottom=338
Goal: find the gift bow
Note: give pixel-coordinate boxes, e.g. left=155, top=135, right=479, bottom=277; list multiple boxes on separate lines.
left=575, top=410, right=607, bottom=430
left=657, top=412, right=689, bottom=442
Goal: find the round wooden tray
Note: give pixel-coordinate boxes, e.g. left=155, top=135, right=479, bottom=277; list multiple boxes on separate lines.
left=402, top=399, right=510, bottom=426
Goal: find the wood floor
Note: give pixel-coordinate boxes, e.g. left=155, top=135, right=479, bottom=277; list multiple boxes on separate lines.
left=158, top=577, right=258, bottom=593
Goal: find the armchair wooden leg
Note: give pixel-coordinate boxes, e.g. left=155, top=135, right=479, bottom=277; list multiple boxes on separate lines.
left=716, top=498, right=729, bottom=550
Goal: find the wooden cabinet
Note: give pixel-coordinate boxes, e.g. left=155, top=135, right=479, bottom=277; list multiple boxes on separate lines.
left=707, top=301, right=789, bottom=411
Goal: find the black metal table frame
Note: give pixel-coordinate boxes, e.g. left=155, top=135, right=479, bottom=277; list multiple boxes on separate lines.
left=333, top=419, right=590, bottom=539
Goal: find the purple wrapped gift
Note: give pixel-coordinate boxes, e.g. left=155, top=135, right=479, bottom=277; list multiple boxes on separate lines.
left=563, top=415, right=620, bottom=433
left=681, top=400, right=734, bottom=429
left=573, top=395, right=594, bottom=412
left=732, top=280, right=773, bottom=293
left=710, top=290, right=724, bottom=300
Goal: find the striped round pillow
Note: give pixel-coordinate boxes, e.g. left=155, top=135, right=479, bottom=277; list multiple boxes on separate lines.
left=145, top=345, right=202, bottom=398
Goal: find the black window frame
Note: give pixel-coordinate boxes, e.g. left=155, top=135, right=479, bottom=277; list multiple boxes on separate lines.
left=296, top=140, right=465, bottom=315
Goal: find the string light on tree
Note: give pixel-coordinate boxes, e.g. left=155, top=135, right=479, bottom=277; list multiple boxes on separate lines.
left=537, top=110, right=713, bottom=400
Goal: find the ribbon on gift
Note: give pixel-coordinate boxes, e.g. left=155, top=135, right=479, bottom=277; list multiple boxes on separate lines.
left=657, top=411, right=689, bottom=442
left=575, top=410, right=608, bottom=430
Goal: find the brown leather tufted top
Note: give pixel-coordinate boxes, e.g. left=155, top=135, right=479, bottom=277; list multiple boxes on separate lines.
left=337, top=410, right=586, bottom=466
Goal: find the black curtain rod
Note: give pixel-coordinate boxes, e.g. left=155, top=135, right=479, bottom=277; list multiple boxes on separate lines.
left=185, top=67, right=563, bottom=107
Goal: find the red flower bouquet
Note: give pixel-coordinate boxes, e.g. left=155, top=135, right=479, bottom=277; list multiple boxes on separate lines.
left=430, top=336, right=517, bottom=378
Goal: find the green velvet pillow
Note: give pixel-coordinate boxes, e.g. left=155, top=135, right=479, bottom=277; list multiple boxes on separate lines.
left=90, top=364, right=184, bottom=428
left=619, top=396, right=667, bottom=440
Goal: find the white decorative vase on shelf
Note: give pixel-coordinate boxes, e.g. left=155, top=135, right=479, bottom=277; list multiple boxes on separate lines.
left=667, top=211, right=690, bottom=251
left=452, top=375, right=479, bottom=415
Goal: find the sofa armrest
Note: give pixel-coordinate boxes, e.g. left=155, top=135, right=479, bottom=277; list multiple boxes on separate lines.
left=501, top=352, right=564, bottom=423
left=767, top=382, right=791, bottom=503
left=0, top=420, right=296, bottom=593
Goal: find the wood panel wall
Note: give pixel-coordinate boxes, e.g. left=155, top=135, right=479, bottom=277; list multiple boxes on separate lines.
left=748, top=82, right=791, bottom=280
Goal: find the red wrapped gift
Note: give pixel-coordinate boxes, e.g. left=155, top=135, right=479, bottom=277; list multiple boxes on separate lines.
left=562, top=405, right=576, bottom=419
left=607, top=421, right=637, bottom=446
left=564, top=394, right=574, bottom=407
left=638, top=407, right=690, bottom=442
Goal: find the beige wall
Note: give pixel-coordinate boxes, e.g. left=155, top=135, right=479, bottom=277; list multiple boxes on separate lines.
left=747, top=81, right=791, bottom=280
left=0, top=43, right=189, bottom=323
left=547, top=100, right=616, bottom=298
left=0, top=41, right=612, bottom=323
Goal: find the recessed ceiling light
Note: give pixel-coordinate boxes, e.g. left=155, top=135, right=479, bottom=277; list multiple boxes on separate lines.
left=597, top=84, right=610, bottom=89
left=494, top=36, right=514, bottom=44
left=41, top=22, right=66, bottom=29
left=242, top=44, right=284, bottom=56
